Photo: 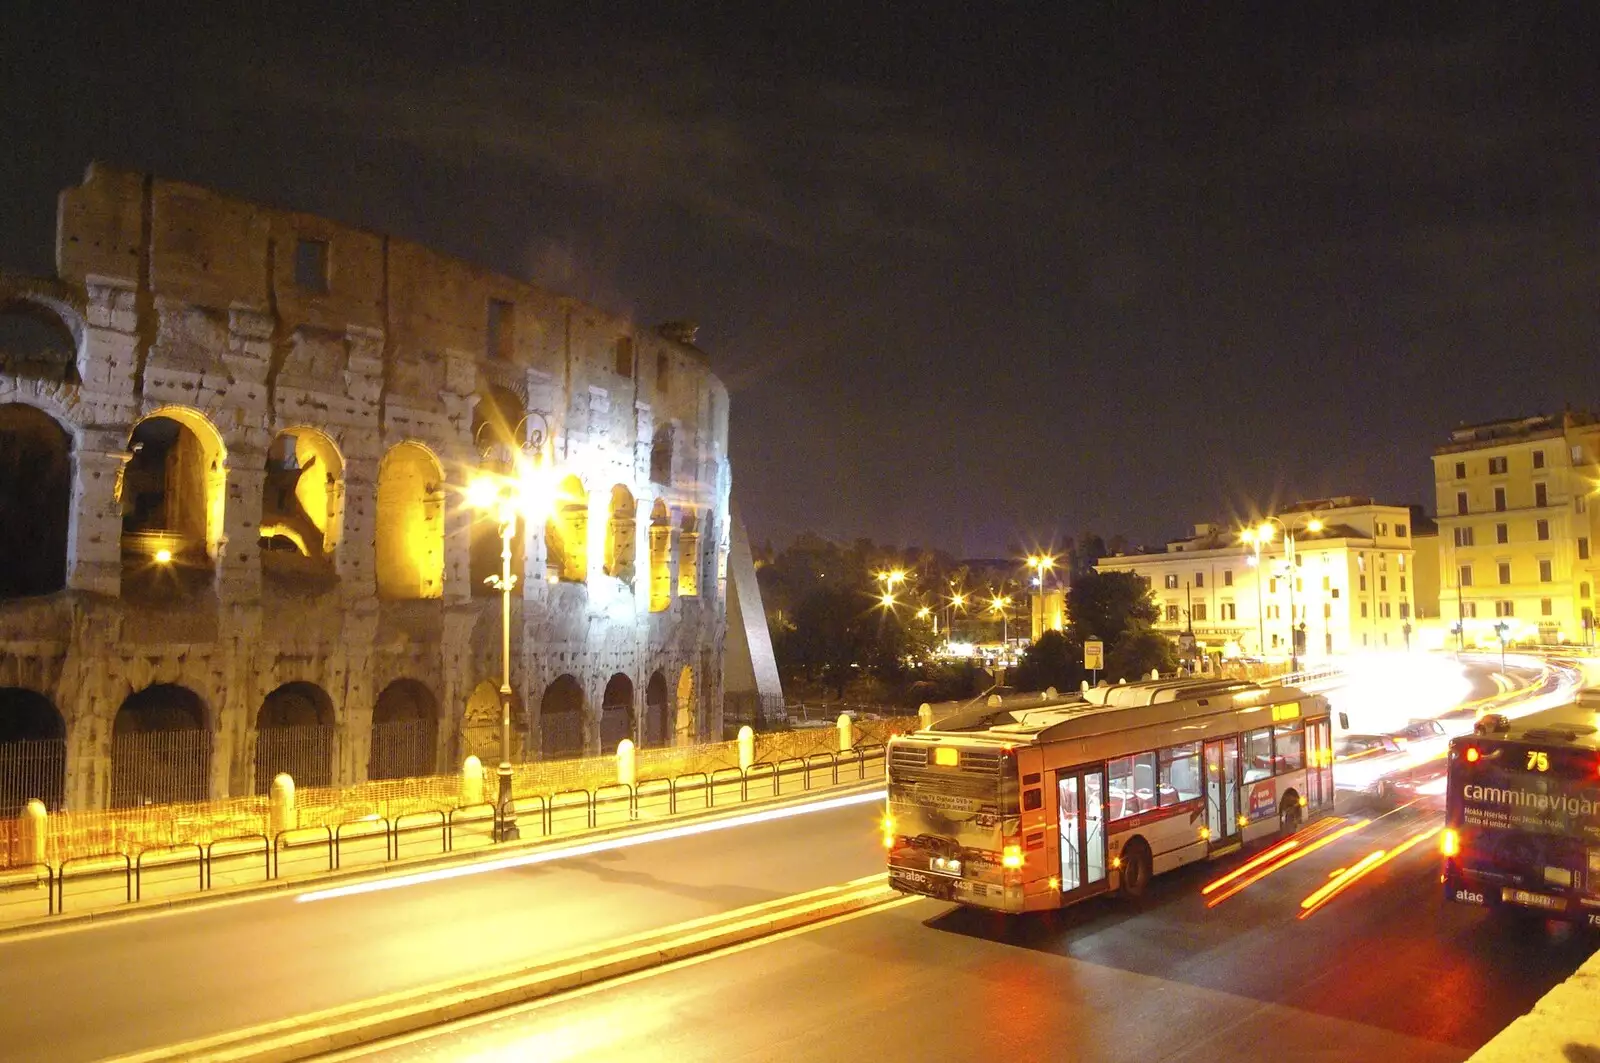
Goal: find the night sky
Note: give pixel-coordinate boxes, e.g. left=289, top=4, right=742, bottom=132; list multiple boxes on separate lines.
left=2, top=6, right=1595, bottom=556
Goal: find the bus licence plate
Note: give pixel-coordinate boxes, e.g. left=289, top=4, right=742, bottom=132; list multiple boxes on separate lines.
left=1503, top=888, right=1567, bottom=912
left=890, top=867, right=953, bottom=899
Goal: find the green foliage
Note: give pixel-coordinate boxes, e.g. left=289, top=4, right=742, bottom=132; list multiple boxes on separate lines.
left=1011, top=629, right=1082, bottom=693
left=1105, top=622, right=1177, bottom=681
left=1067, top=570, right=1158, bottom=652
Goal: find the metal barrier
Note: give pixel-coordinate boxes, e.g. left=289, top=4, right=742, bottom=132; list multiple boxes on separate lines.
left=134, top=844, right=203, bottom=902
left=204, top=834, right=269, bottom=889
left=57, top=852, right=131, bottom=912
left=744, top=761, right=776, bottom=800
left=551, top=789, right=592, bottom=832
left=710, top=766, right=745, bottom=806
left=333, top=818, right=390, bottom=870
left=274, top=826, right=333, bottom=878
left=593, top=783, right=633, bottom=825
left=0, top=862, right=56, bottom=916
left=673, top=772, right=709, bottom=814
left=446, top=803, right=495, bottom=851
left=805, top=752, right=837, bottom=788
left=636, top=777, right=674, bottom=815
left=775, top=757, right=807, bottom=795
left=394, top=810, right=447, bottom=860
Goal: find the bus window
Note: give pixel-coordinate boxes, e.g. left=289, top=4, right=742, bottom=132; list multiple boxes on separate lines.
left=1108, top=752, right=1157, bottom=818
left=1274, top=721, right=1305, bottom=772
left=1160, top=741, right=1201, bottom=805
left=1244, top=727, right=1274, bottom=782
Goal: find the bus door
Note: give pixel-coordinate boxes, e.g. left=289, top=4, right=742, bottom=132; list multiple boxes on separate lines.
left=1057, top=768, right=1108, bottom=895
left=1204, top=737, right=1242, bottom=852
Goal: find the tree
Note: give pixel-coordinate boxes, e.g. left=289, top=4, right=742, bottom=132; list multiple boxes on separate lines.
left=1067, top=570, right=1158, bottom=653
left=1011, top=630, right=1082, bottom=693
left=1105, top=622, right=1176, bottom=681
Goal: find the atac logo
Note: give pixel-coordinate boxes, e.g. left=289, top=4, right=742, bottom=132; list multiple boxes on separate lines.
left=1454, top=888, right=1485, bottom=905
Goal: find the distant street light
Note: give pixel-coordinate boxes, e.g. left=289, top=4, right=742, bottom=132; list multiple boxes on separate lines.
left=1494, top=619, right=1511, bottom=672
left=1241, top=515, right=1323, bottom=672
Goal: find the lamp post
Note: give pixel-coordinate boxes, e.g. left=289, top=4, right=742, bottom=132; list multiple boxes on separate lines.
left=470, top=413, right=552, bottom=844
left=1494, top=619, right=1510, bottom=672
left=1242, top=516, right=1323, bottom=672
left=991, top=595, right=1011, bottom=660
left=947, top=590, right=967, bottom=652
left=1027, top=554, right=1056, bottom=637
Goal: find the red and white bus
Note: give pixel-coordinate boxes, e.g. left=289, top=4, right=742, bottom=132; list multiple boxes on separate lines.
left=885, top=677, right=1334, bottom=913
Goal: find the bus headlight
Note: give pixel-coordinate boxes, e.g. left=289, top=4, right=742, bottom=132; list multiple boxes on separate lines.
left=1441, top=829, right=1459, bottom=858
left=1002, top=844, right=1024, bottom=869
left=880, top=812, right=896, bottom=849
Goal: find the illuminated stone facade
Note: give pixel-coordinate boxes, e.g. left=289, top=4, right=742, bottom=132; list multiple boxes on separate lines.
left=0, top=164, right=731, bottom=809
left=1433, top=412, right=1600, bottom=647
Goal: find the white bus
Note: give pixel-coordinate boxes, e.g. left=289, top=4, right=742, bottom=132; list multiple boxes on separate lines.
left=884, top=677, right=1334, bottom=913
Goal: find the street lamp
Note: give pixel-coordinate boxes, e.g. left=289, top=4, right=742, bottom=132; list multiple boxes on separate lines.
left=1242, top=516, right=1323, bottom=672
left=470, top=413, right=553, bottom=843
left=947, top=590, right=967, bottom=651
left=1027, top=554, right=1056, bottom=635
left=991, top=595, right=1011, bottom=656
left=1494, top=619, right=1511, bottom=672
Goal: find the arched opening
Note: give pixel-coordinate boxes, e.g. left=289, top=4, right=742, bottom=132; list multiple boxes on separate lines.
left=600, top=673, right=634, bottom=751
left=0, top=404, right=71, bottom=599
left=604, top=485, right=636, bottom=583
left=648, top=501, right=672, bottom=612
left=254, top=681, right=335, bottom=793
left=540, top=674, right=585, bottom=759
left=112, top=684, right=211, bottom=807
left=545, top=476, right=588, bottom=583
left=469, top=387, right=529, bottom=597
left=678, top=510, right=700, bottom=598
left=370, top=679, right=440, bottom=780
left=644, top=671, right=670, bottom=747
left=675, top=666, right=695, bottom=744
left=121, top=409, right=226, bottom=598
left=376, top=442, right=445, bottom=600
left=260, top=428, right=343, bottom=592
left=650, top=424, right=673, bottom=485
left=0, top=687, right=66, bottom=814
left=464, top=679, right=527, bottom=764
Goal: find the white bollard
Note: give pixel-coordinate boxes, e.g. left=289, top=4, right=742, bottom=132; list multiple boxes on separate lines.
left=918, top=703, right=934, bottom=731
left=987, top=694, right=1003, bottom=708
left=461, top=754, right=485, bottom=806
left=837, top=713, right=854, bottom=753
left=269, top=773, right=297, bottom=836
left=18, top=799, right=46, bottom=867
left=1151, top=669, right=1160, bottom=680
left=1081, top=680, right=1090, bottom=692
left=738, top=725, right=755, bottom=771
left=1045, top=687, right=1057, bottom=698
left=617, top=739, right=636, bottom=788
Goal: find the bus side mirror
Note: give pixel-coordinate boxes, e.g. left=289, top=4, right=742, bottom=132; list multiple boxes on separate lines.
left=1338, top=712, right=1349, bottom=731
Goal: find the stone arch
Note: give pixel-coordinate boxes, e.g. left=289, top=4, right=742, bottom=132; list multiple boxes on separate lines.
left=121, top=407, right=227, bottom=595
left=545, top=475, right=588, bottom=583
left=469, top=386, right=529, bottom=596
left=0, top=297, right=79, bottom=384
left=463, top=679, right=526, bottom=764
left=648, top=500, right=672, bottom=612
left=678, top=509, right=701, bottom=598
left=254, top=681, right=336, bottom=793
left=0, top=403, right=71, bottom=600
left=376, top=441, right=445, bottom=599
left=600, top=673, right=635, bottom=751
left=644, top=671, right=670, bottom=747
left=0, top=687, right=66, bottom=814
left=675, top=666, right=695, bottom=744
left=540, top=674, right=585, bottom=759
left=370, top=679, right=440, bottom=780
left=261, top=427, right=344, bottom=591
left=604, top=485, right=636, bottom=582
left=111, top=683, right=212, bottom=807
left=650, top=423, right=673, bottom=485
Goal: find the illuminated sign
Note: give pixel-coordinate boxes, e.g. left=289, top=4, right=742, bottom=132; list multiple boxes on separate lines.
left=1271, top=702, right=1300, bottom=722
left=934, top=747, right=960, bottom=768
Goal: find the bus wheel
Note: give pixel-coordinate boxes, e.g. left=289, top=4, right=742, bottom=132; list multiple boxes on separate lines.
left=1119, top=839, right=1152, bottom=899
left=1279, top=793, right=1303, bottom=835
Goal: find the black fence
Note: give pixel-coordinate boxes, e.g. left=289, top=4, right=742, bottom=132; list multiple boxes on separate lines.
left=0, top=739, right=66, bottom=817
left=111, top=730, right=212, bottom=808
left=254, top=726, right=335, bottom=794
left=370, top=720, right=437, bottom=781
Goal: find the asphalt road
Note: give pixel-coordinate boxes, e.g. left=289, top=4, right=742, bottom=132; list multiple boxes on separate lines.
left=0, top=793, right=889, bottom=1063
left=343, top=660, right=1598, bottom=1063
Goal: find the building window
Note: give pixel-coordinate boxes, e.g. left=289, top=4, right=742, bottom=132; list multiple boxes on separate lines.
left=1221, top=602, right=1236, bottom=620
left=1581, top=537, right=1591, bottom=560
left=1536, top=483, right=1548, bottom=507
left=1268, top=605, right=1280, bottom=620
left=1164, top=574, right=1179, bottom=589
left=1457, top=491, right=1469, bottom=515
left=1542, top=598, right=1553, bottom=616
left=1496, top=523, right=1508, bottom=544
left=1494, top=487, right=1507, bottom=512
left=1498, top=562, right=1511, bottom=585
left=1377, top=522, right=1388, bottom=536
left=1360, top=603, right=1368, bottom=618
left=1396, top=524, right=1408, bottom=538
left=1380, top=576, right=1388, bottom=592
left=1400, top=576, right=1407, bottom=592
left=1459, top=565, right=1473, bottom=587
left=1489, top=456, right=1508, bottom=475
left=486, top=299, right=514, bottom=361
left=1463, top=602, right=1478, bottom=618
left=1537, top=519, right=1550, bottom=541
left=1533, top=450, right=1546, bottom=469
left=1453, top=527, right=1474, bottom=548
left=1540, top=559, right=1553, bottom=582
left=294, top=239, right=330, bottom=293
left=1583, top=582, right=1592, bottom=599
left=1192, top=603, right=1207, bottom=621
left=1269, top=578, right=1278, bottom=594
left=1323, top=603, right=1331, bottom=619
left=614, top=336, right=634, bottom=377
left=1194, top=572, right=1204, bottom=588
left=1573, top=445, right=1584, bottom=463
left=1380, top=602, right=1391, bottom=618
left=1455, top=461, right=1466, bottom=480
left=1400, top=602, right=1410, bottom=619
left=1332, top=587, right=1340, bottom=598
left=1166, top=605, right=1180, bottom=622
left=657, top=351, right=671, bottom=393
left=1496, top=600, right=1514, bottom=618
left=1322, top=575, right=1330, bottom=591
left=1358, top=575, right=1366, bottom=591
left=1580, top=496, right=1589, bottom=515
left=1224, top=570, right=1233, bottom=587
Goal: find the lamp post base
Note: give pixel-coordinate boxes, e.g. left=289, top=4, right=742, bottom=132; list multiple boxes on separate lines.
left=495, top=762, right=520, bottom=843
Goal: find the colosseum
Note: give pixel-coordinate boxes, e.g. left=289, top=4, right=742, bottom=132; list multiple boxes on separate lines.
left=0, top=164, right=749, bottom=812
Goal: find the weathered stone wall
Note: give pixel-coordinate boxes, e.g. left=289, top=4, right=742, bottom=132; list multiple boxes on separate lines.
left=0, top=163, right=730, bottom=809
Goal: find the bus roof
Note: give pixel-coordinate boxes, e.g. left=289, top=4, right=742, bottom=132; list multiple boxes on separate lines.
left=920, top=676, right=1307, bottom=746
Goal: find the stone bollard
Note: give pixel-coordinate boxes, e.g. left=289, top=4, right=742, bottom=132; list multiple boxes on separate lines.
left=461, top=755, right=485, bottom=806
left=617, top=738, right=636, bottom=788
left=918, top=703, right=933, bottom=731
left=1151, top=669, right=1160, bottom=680
left=738, top=725, right=755, bottom=772
left=269, top=773, right=296, bottom=836
left=987, top=694, right=1002, bottom=708
left=1045, top=687, right=1057, bottom=698
left=837, top=713, right=854, bottom=753
left=18, top=799, right=46, bottom=867
left=1081, top=680, right=1089, bottom=693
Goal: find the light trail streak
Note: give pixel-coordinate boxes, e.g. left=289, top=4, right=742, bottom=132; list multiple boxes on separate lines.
left=1204, top=819, right=1372, bottom=909
left=295, top=788, right=887, bottom=903
left=1297, top=825, right=1441, bottom=919
left=1199, top=816, right=1345, bottom=897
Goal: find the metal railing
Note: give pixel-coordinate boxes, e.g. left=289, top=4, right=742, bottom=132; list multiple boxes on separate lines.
left=110, top=730, right=212, bottom=808
left=0, top=747, right=890, bottom=918
left=0, top=739, right=66, bottom=817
